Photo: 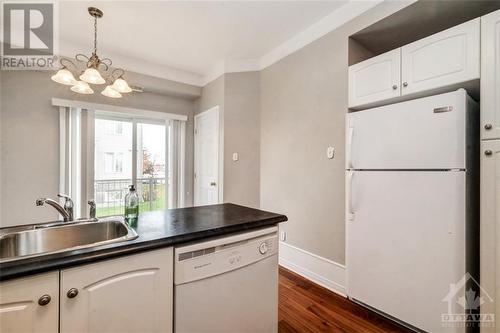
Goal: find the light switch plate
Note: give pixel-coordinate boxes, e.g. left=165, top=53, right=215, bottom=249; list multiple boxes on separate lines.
left=327, top=146, right=335, bottom=159
left=232, top=153, right=239, bottom=161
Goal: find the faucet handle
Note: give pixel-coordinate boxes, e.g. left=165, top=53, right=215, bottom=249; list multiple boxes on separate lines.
left=87, top=199, right=97, bottom=219
left=57, top=194, right=74, bottom=221
left=57, top=194, right=74, bottom=207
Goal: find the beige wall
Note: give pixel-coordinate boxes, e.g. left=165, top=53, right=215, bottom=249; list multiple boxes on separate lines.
left=0, top=70, right=197, bottom=227
left=260, top=2, right=411, bottom=264
left=195, top=72, right=260, bottom=208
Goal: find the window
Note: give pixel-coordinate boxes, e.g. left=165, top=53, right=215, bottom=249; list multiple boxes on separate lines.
left=55, top=99, right=187, bottom=220
left=104, top=152, right=124, bottom=173
left=94, top=117, right=169, bottom=217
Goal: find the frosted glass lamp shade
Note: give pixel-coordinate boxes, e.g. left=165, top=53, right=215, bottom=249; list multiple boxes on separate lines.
left=101, top=85, right=122, bottom=98
left=112, top=78, right=132, bottom=93
left=51, top=68, right=77, bottom=85
left=79, top=67, right=105, bottom=84
left=71, top=81, right=94, bottom=94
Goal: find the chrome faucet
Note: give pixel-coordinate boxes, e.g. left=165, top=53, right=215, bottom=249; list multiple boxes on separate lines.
left=36, top=194, right=74, bottom=222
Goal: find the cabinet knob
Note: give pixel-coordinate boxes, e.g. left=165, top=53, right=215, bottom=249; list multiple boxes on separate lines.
left=392, top=85, right=398, bottom=90
left=67, top=288, right=79, bottom=299
left=210, top=182, right=216, bottom=186
left=38, top=294, right=51, bottom=306
left=485, top=150, right=493, bottom=156
left=403, top=82, right=408, bottom=87
left=485, top=124, right=493, bottom=130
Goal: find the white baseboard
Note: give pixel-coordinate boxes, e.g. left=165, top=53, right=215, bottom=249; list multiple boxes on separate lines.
left=279, top=241, right=347, bottom=297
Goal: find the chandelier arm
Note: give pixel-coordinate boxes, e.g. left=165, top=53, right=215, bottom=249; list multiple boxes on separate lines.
left=75, top=54, right=90, bottom=63
left=98, top=62, right=109, bottom=71
left=59, top=58, right=77, bottom=70
left=100, top=58, right=112, bottom=66
left=111, top=68, right=125, bottom=79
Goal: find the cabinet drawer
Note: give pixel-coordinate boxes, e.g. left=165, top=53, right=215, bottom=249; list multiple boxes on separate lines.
left=401, top=18, right=480, bottom=96
left=348, top=49, right=400, bottom=108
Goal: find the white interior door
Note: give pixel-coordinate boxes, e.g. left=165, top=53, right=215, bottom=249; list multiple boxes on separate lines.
left=194, top=107, right=220, bottom=206
left=347, top=170, right=466, bottom=333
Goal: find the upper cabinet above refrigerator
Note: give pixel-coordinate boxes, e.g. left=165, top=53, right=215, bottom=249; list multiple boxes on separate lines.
left=481, top=9, right=500, bottom=140
left=348, top=18, right=480, bottom=109
left=348, top=49, right=400, bottom=108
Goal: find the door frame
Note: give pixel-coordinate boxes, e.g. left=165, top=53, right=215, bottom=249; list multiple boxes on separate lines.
left=194, top=106, right=223, bottom=205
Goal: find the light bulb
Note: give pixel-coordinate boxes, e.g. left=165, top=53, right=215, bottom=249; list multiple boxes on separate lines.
left=112, top=77, right=132, bottom=93
left=79, top=67, right=105, bottom=84
left=71, top=81, right=94, bottom=94
left=101, top=85, right=122, bottom=98
left=51, top=68, right=77, bottom=86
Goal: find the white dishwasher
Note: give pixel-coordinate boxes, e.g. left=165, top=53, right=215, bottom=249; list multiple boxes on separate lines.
left=174, top=226, right=278, bottom=333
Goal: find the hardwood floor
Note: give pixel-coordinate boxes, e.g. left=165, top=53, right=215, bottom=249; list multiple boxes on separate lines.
left=278, top=267, right=413, bottom=333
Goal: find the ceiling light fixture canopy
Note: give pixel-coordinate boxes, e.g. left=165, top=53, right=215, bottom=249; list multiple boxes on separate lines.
left=51, top=7, right=135, bottom=98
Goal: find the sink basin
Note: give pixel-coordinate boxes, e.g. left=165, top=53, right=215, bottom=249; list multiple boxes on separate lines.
left=0, top=219, right=138, bottom=263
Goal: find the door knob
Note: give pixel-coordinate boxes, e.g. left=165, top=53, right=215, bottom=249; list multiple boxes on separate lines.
left=38, top=294, right=51, bottom=306
left=485, top=124, right=493, bottom=130
left=485, top=150, right=493, bottom=156
left=67, top=288, right=79, bottom=299
left=210, top=182, right=217, bottom=186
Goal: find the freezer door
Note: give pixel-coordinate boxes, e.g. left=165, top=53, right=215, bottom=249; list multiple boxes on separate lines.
left=346, top=171, right=466, bottom=333
left=346, top=90, right=469, bottom=170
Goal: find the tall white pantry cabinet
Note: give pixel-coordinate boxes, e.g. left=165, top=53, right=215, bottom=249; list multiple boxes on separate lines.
left=480, top=9, right=500, bottom=333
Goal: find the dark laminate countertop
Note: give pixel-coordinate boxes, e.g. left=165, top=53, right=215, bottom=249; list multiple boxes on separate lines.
left=0, top=203, right=287, bottom=281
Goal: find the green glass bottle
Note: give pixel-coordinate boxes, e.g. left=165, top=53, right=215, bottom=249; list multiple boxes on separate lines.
left=124, top=185, right=139, bottom=227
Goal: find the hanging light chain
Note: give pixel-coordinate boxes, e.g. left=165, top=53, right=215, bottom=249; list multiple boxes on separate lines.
left=93, top=15, right=98, bottom=55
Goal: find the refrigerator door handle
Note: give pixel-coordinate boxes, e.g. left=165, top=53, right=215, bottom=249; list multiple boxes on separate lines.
left=347, top=125, right=354, bottom=169
left=347, top=171, right=355, bottom=221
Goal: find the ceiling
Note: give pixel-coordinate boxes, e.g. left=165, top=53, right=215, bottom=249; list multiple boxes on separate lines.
left=58, top=1, right=376, bottom=85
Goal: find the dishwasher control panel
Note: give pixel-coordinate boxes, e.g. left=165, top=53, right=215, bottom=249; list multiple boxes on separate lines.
left=174, top=227, right=278, bottom=285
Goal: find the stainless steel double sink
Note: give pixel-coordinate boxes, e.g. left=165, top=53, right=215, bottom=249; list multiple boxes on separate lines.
left=0, top=218, right=138, bottom=263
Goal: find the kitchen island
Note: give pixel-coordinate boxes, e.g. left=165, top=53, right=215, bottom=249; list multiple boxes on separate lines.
left=0, top=203, right=287, bottom=333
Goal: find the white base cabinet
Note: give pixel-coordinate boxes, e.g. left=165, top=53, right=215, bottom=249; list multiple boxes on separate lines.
left=0, top=271, right=59, bottom=333
left=60, top=247, right=173, bottom=333
left=0, top=248, right=173, bottom=333
left=480, top=140, right=500, bottom=333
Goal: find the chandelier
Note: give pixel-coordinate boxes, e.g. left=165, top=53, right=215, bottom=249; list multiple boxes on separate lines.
left=51, top=7, right=132, bottom=98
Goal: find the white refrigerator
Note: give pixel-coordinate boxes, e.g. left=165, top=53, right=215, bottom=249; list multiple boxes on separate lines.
left=346, top=89, right=479, bottom=333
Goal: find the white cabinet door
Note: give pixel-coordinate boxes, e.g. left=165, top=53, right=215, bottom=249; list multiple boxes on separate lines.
left=481, top=10, right=500, bottom=140
left=480, top=140, right=500, bottom=333
left=401, top=18, right=480, bottom=96
left=60, top=248, right=173, bottom=333
left=0, top=271, right=59, bottom=333
left=348, top=49, right=400, bottom=108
